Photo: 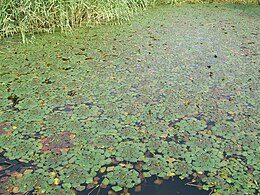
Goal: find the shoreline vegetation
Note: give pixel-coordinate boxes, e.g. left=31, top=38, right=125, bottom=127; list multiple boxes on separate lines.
left=0, top=0, right=258, bottom=43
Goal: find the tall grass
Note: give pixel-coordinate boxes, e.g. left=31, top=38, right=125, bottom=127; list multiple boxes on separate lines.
left=0, top=0, right=154, bottom=42
left=0, top=0, right=258, bottom=43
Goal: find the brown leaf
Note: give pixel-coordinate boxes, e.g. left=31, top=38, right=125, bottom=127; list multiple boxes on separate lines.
left=154, top=179, right=163, bottom=185
left=134, top=185, right=142, bottom=192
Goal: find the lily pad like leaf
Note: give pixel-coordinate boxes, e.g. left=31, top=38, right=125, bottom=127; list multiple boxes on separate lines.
left=102, top=178, right=110, bottom=186
left=112, top=186, right=122, bottom=192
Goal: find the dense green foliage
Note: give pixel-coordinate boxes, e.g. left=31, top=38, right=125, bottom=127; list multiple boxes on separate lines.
left=0, top=0, right=258, bottom=42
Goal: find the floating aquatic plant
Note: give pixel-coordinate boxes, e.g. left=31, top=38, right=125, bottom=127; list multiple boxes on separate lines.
left=114, top=142, right=146, bottom=162
left=106, top=166, right=141, bottom=189
left=0, top=3, right=259, bottom=195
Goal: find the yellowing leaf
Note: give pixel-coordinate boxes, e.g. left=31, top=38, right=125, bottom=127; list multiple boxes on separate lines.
left=179, top=175, right=185, bottom=180
left=60, top=148, right=70, bottom=153
left=23, top=169, right=33, bottom=174
left=107, top=166, right=115, bottom=172
left=221, top=175, right=228, bottom=179
left=18, top=159, right=27, bottom=163
left=12, top=187, right=19, bottom=193
left=138, top=130, right=146, bottom=134
left=107, top=147, right=115, bottom=153
left=119, top=163, right=127, bottom=167
left=228, top=111, right=235, bottom=115
left=38, top=143, right=43, bottom=149
left=167, top=171, right=176, bottom=177
left=69, top=134, right=76, bottom=138
left=167, top=158, right=176, bottom=163
left=49, top=172, right=56, bottom=178
left=160, top=134, right=168, bottom=139
left=16, top=173, right=23, bottom=178
left=53, top=178, right=60, bottom=185
left=100, top=167, right=106, bottom=173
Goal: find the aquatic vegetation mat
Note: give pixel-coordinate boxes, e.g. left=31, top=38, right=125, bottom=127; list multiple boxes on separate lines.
left=0, top=3, right=259, bottom=195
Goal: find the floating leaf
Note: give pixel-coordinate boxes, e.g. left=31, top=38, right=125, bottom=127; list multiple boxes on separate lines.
left=53, top=178, right=60, bottom=185
left=100, top=167, right=106, bottom=173
left=202, top=185, right=209, bottom=191
left=167, top=171, right=176, bottom=177
left=112, top=186, right=122, bottom=192
left=76, top=186, right=86, bottom=191
left=12, top=187, right=19, bottom=193
left=0, top=4, right=259, bottom=195
left=107, top=166, right=115, bottom=172
left=102, top=178, right=109, bottom=186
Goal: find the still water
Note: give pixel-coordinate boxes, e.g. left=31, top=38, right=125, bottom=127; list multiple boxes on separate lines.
left=79, top=176, right=210, bottom=195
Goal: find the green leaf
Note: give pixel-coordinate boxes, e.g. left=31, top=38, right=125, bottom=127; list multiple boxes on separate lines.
left=85, top=177, right=93, bottom=184
left=102, top=178, right=109, bottom=185
left=226, top=178, right=232, bottom=183
left=143, top=172, right=151, bottom=178
left=202, top=185, right=209, bottom=191
left=219, top=160, right=228, bottom=167
left=112, top=186, right=122, bottom=192
left=62, top=183, right=72, bottom=189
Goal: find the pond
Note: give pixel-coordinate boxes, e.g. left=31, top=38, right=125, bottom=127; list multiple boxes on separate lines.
left=0, top=3, right=259, bottom=195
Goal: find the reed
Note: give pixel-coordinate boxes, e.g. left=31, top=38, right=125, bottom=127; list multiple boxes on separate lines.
left=0, top=0, right=258, bottom=43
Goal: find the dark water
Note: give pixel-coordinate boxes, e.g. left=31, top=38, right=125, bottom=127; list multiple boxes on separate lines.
left=79, top=176, right=210, bottom=195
